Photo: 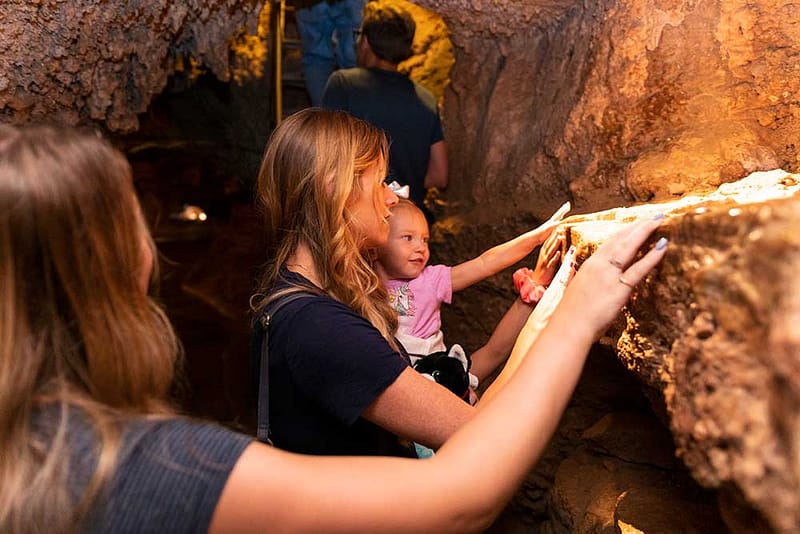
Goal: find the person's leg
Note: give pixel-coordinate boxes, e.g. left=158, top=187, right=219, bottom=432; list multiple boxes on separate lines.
left=331, top=0, right=364, bottom=69
left=295, top=1, right=336, bottom=106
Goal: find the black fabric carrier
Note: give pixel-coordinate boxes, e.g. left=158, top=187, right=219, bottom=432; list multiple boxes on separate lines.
left=252, top=291, right=316, bottom=444
left=412, top=347, right=472, bottom=403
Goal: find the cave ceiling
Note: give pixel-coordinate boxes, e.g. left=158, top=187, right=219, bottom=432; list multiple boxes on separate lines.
left=0, top=0, right=262, bottom=132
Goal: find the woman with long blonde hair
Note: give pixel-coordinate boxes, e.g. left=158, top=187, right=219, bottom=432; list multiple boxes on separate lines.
left=250, top=108, right=656, bottom=457
left=1, top=122, right=666, bottom=532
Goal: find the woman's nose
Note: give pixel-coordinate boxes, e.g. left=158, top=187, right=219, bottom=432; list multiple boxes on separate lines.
left=385, top=186, right=399, bottom=206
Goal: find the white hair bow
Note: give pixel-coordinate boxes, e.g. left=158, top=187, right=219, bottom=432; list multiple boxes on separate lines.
left=387, top=181, right=410, bottom=199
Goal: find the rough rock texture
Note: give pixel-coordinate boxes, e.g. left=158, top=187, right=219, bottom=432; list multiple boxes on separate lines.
left=540, top=413, right=724, bottom=533
left=414, top=1, right=800, bottom=528
left=4, top=0, right=798, bottom=530
left=416, top=0, right=800, bottom=221
left=558, top=170, right=800, bottom=532
left=0, top=0, right=261, bottom=131
left=487, top=345, right=689, bottom=533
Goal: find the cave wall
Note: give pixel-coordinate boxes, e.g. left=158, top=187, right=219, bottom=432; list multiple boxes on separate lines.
left=3, top=1, right=799, bottom=531
left=417, top=0, right=800, bottom=221
left=413, top=1, right=800, bottom=530
left=563, top=171, right=800, bottom=532
left=4, top=1, right=797, bottom=215
left=0, top=0, right=262, bottom=132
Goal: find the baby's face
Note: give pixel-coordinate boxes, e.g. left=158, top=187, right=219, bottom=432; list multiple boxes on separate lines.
left=376, top=205, right=430, bottom=280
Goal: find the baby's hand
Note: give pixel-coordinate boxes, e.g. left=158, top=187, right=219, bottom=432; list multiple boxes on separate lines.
left=534, top=226, right=566, bottom=283
left=513, top=227, right=566, bottom=302
left=528, top=201, right=571, bottom=245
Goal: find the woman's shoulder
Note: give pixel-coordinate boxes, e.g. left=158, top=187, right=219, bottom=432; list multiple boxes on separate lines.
left=267, top=271, right=368, bottom=324
left=128, top=416, right=252, bottom=452
left=101, top=417, right=253, bottom=532
left=272, top=293, right=379, bottom=341
left=56, top=411, right=253, bottom=481
left=34, top=406, right=253, bottom=533
left=268, top=289, right=353, bottom=320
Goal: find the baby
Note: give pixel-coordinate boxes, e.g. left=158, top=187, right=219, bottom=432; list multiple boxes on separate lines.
left=374, top=198, right=569, bottom=363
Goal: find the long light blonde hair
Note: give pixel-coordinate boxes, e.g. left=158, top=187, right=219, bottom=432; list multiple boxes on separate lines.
left=254, top=109, right=398, bottom=341
left=0, top=125, right=180, bottom=532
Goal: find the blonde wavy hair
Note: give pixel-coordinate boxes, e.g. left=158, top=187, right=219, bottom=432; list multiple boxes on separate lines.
left=254, top=109, right=398, bottom=341
left=0, top=125, right=179, bottom=532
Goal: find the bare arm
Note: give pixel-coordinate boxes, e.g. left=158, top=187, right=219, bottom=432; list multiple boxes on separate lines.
left=470, top=232, right=565, bottom=387
left=450, top=202, right=570, bottom=292
left=362, top=367, right=474, bottom=449
left=210, top=218, right=667, bottom=534
left=469, top=299, right=535, bottom=382
left=481, top=246, right=576, bottom=404
left=424, top=140, right=448, bottom=190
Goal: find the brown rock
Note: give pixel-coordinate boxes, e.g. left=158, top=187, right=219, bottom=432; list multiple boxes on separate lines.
left=0, top=0, right=261, bottom=131
left=562, top=170, right=800, bottom=532
left=415, top=0, right=800, bottom=223
left=545, top=447, right=723, bottom=534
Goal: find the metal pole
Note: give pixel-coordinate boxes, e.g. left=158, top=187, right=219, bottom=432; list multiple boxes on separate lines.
left=269, top=0, right=284, bottom=127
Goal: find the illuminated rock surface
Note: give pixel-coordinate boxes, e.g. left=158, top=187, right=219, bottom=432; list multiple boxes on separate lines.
left=3, top=1, right=799, bottom=530
left=541, top=171, right=798, bottom=532
left=416, top=0, right=800, bottom=222
left=568, top=170, right=800, bottom=533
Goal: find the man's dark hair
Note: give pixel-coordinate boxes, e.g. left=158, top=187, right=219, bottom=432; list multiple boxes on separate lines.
left=362, top=2, right=415, bottom=64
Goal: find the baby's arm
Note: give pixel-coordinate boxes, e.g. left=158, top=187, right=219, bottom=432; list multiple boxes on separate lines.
left=451, top=202, right=570, bottom=292
left=469, top=299, right=536, bottom=381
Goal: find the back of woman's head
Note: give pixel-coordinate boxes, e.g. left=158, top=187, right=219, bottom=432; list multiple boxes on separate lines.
left=0, top=125, right=178, bottom=531
left=255, top=109, right=398, bottom=340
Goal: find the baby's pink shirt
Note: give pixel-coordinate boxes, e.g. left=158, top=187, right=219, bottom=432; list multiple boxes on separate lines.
left=384, top=264, right=452, bottom=340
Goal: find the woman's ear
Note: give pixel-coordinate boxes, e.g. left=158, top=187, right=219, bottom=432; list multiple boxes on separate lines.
left=324, top=173, right=337, bottom=195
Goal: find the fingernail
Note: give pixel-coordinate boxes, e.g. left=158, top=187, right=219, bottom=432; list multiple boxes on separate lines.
left=652, top=213, right=664, bottom=220
left=655, top=237, right=668, bottom=250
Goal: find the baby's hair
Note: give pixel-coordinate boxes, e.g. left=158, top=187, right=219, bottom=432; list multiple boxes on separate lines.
left=391, top=198, right=425, bottom=219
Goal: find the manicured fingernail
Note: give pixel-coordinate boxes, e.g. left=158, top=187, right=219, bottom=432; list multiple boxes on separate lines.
left=655, top=237, right=668, bottom=250
left=652, top=213, right=664, bottom=220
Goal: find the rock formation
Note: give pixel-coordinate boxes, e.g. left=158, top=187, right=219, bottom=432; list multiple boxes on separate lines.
left=3, top=0, right=799, bottom=531
left=415, top=0, right=800, bottom=221
left=413, top=0, right=800, bottom=529
left=558, top=170, right=800, bottom=532
left=0, top=0, right=261, bottom=131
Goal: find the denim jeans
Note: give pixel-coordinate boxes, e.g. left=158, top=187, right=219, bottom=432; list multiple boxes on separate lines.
left=295, top=0, right=364, bottom=106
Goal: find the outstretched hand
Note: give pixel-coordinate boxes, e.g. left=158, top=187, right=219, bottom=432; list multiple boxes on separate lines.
left=512, top=228, right=565, bottom=303
left=526, top=201, right=571, bottom=246
left=557, top=215, right=668, bottom=339
left=530, top=226, right=566, bottom=287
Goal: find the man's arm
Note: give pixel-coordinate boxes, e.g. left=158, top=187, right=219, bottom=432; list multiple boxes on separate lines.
left=424, top=140, right=448, bottom=189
